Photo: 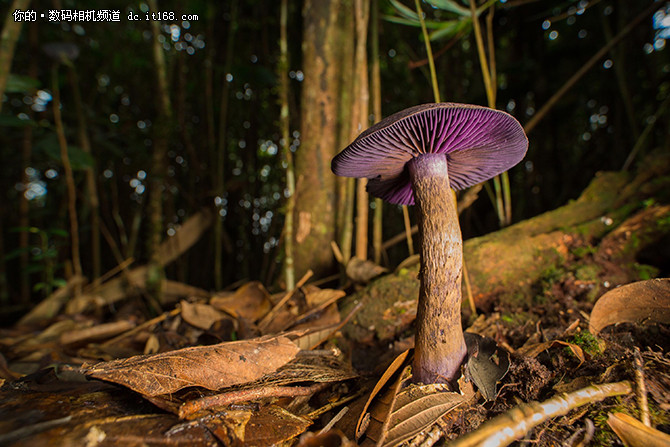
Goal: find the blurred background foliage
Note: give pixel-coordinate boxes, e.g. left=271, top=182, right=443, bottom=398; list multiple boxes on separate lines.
left=0, top=0, right=668, bottom=314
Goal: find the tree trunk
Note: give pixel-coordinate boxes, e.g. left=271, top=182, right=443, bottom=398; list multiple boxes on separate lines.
left=293, top=0, right=354, bottom=279
left=0, top=0, right=31, bottom=114
left=146, top=0, right=172, bottom=307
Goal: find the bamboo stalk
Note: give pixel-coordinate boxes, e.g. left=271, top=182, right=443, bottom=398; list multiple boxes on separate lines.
left=415, top=0, right=440, bottom=103
left=279, top=0, right=296, bottom=290
left=354, top=0, right=370, bottom=261
left=51, top=67, right=83, bottom=293
left=371, top=6, right=383, bottom=270
left=214, top=1, right=238, bottom=290
left=68, top=66, right=101, bottom=280
left=146, top=0, right=172, bottom=307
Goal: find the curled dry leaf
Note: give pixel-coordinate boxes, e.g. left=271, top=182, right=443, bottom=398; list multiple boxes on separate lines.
left=180, top=300, right=228, bottom=331
left=357, top=350, right=410, bottom=439
left=517, top=339, right=585, bottom=367
left=360, top=364, right=465, bottom=447
left=83, top=334, right=300, bottom=396
left=210, top=281, right=272, bottom=322
left=607, top=412, right=670, bottom=447
left=464, top=332, right=510, bottom=401
left=346, top=257, right=388, bottom=283
left=589, top=278, right=670, bottom=336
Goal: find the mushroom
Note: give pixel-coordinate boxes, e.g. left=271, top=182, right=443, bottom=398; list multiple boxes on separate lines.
left=331, top=103, right=528, bottom=384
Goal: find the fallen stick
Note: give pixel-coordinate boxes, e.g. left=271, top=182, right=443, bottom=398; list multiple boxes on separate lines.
left=449, top=381, right=632, bottom=447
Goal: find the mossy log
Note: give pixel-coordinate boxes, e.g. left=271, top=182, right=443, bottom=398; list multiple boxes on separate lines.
left=342, top=153, right=670, bottom=343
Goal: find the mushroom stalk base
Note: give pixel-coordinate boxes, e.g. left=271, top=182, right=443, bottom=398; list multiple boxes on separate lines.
left=409, top=153, right=467, bottom=385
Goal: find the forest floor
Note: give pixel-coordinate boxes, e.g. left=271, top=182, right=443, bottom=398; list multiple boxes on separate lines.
left=0, top=156, right=669, bottom=446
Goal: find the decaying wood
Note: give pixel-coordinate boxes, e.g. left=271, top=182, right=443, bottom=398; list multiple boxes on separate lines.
left=19, top=210, right=213, bottom=322
left=342, top=153, right=670, bottom=342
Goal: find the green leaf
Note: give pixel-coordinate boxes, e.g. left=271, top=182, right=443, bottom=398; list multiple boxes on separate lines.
left=425, top=0, right=471, bottom=17
left=429, top=18, right=471, bottom=41
left=389, top=0, right=420, bottom=21
left=6, top=74, right=40, bottom=93
left=37, top=134, right=95, bottom=171
left=0, top=115, right=37, bottom=128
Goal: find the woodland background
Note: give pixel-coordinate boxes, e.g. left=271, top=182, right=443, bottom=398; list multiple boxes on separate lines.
left=0, top=0, right=668, bottom=320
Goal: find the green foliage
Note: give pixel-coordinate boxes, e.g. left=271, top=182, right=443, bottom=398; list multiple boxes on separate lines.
left=6, top=227, right=68, bottom=298
left=567, top=331, right=602, bottom=357
left=5, top=74, right=40, bottom=93
left=35, top=134, right=95, bottom=171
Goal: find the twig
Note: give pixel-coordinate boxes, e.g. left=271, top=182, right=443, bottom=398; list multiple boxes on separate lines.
left=462, top=261, right=477, bottom=317
left=309, top=301, right=363, bottom=350
left=449, top=381, right=632, bottom=447
left=402, top=205, right=414, bottom=256
left=258, top=270, right=313, bottom=331
left=524, top=2, right=657, bottom=134
left=621, top=93, right=670, bottom=171
left=179, top=382, right=328, bottom=419
left=101, top=307, right=181, bottom=347
left=318, top=406, right=349, bottom=434
left=0, top=416, right=72, bottom=444
left=633, top=347, right=651, bottom=427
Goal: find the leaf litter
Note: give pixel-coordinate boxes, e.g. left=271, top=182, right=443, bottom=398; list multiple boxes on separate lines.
left=1, top=247, right=669, bottom=446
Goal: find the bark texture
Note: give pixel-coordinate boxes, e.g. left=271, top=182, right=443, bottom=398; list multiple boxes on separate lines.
left=410, top=154, right=467, bottom=384
left=293, top=0, right=353, bottom=278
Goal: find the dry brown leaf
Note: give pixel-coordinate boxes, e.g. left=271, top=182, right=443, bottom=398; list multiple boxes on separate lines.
left=303, top=285, right=346, bottom=308
left=589, top=278, right=670, bottom=335
left=361, top=365, right=411, bottom=446
left=242, top=405, right=312, bottom=445
left=607, top=412, right=670, bottom=447
left=346, top=257, right=388, bottom=283
left=356, top=350, right=410, bottom=440
left=180, top=301, right=228, bottom=330
left=517, top=339, right=585, bottom=367
left=382, top=383, right=464, bottom=447
left=83, top=334, right=300, bottom=396
left=211, top=281, right=272, bottom=321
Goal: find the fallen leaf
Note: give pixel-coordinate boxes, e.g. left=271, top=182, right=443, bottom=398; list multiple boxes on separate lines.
left=360, top=364, right=464, bottom=447
left=211, top=281, right=272, bottom=321
left=303, top=285, right=346, bottom=308
left=356, top=350, right=410, bottom=440
left=83, top=334, right=300, bottom=396
left=607, top=412, right=670, bottom=447
left=517, top=339, right=585, bottom=367
left=360, top=365, right=410, bottom=446
left=180, top=301, right=229, bottom=330
left=382, top=383, right=464, bottom=446
left=346, top=258, right=388, bottom=283
left=464, top=332, right=510, bottom=401
left=242, top=405, right=312, bottom=446
left=589, top=278, right=670, bottom=335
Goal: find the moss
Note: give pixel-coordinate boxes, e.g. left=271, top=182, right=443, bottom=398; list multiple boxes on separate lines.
left=571, top=245, right=598, bottom=259
left=575, top=264, right=600, bottom=282
left=568, top=331, right=602, bottom=357
left=630, top=263, right=660, bottom=281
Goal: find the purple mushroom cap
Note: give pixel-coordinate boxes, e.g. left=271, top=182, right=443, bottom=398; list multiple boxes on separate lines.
left=331, top=103, right=528, bottom=205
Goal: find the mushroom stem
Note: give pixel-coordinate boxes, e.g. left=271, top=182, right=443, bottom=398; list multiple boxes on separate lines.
left=408, top=153, right=467, bottom=384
